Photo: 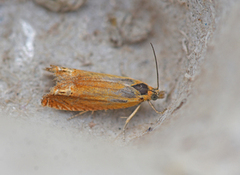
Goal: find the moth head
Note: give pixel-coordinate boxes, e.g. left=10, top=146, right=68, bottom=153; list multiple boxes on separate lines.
left=149, top=43, right=165, bottom=101
left=151, top=89, right=165, bottom=101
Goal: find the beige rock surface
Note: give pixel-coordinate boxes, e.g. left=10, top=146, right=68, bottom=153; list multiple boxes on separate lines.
left=0, top=0, right=239, bottom=174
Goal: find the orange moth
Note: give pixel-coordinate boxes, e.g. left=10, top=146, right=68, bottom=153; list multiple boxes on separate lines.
left=41, top=43, right=166, bottom=133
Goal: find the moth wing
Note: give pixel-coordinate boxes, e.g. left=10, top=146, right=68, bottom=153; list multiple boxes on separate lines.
left=42, top=66, right=145, bottom=111
left=41, top=94, right=142, bottom=111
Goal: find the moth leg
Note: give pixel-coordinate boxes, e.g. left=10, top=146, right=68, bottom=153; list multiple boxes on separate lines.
left=120, top=116, right=128, bottom=119
left=67, top=111, right=88, bottom=120
left=148, top=101, right=167, bottom=114
left=90, top=111, right=95, bottom=119
left=119, top=62, right=128, bottom=77
left=123, top=104, right=141, bottom=135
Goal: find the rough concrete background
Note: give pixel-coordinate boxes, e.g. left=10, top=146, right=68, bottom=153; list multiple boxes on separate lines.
left=0, top=0, right=240, bottom=174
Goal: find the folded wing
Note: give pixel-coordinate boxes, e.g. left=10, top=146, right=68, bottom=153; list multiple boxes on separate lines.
left=41, top=65, right=144, bottom=111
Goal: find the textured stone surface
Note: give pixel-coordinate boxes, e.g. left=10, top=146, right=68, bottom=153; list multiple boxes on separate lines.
left=0, top=0, right=239, bottom=174
left=34, top=0, right=87, bottom=12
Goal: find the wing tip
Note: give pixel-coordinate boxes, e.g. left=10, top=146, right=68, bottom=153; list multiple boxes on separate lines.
left=44, top=65, right=59, bottom=73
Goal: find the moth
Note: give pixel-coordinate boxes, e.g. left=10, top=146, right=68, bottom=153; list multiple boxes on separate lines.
left=41, top=44, right=166, bottom=134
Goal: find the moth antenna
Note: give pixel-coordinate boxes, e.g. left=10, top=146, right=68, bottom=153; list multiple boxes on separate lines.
left=150, top=43, right=159, bottom=90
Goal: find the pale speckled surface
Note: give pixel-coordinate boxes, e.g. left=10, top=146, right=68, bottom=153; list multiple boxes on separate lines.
left=0, top=0, right=239, bottom=174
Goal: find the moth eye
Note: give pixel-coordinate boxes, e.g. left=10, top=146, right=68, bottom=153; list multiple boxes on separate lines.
left=151, top=94, right=158, bottom=101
